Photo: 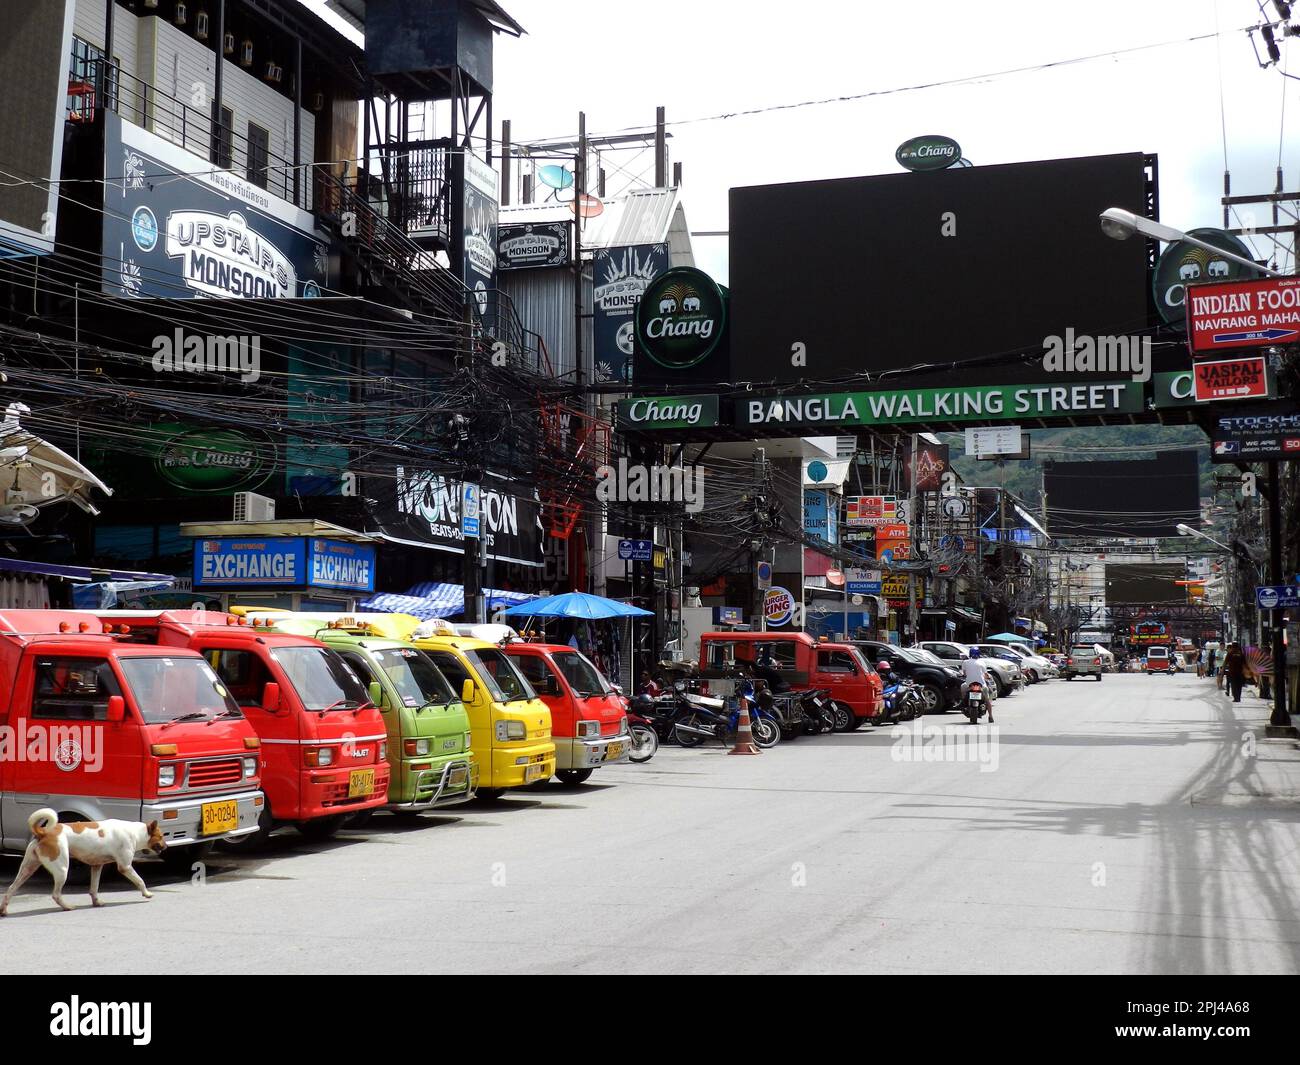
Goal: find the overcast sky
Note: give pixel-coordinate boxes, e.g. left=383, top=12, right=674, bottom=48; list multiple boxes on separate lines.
left=305, top=0, right=1297, bottom=285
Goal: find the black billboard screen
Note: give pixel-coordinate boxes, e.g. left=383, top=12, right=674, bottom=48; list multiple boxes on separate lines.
left=1106, top=564, right=1188, bottom=607
left=1043, top=449, right=1201, bottom=539
left=728, top=153, right=1151, bottom=386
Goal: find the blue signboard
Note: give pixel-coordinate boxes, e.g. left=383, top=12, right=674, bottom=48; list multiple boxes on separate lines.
left=461, top=484, right=481, bottom=539
left=195, top=538, right=307, bottom=588
left=1256, top=585, right=1300, bottom=610
left=847, top=581, right=883, bottom=595
left=803, top=489, right=838, bottom=545
left=618, top=539, right=653, bottom=562
left=308, top=539, right=376, bottom=593
left=195, top=537, right=375, bottom=592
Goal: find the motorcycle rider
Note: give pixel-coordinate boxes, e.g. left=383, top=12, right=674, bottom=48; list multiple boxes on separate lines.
left=960, top=647, right=994, bottom=723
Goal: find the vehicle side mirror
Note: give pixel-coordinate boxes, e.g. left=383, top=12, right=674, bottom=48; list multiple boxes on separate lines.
left=106, top=695, right=125, bottom=723
left=368, top=681, right=385, bottom=709
left=261, top=682, right=282, bottom=713
left=461, top=678, right=475, bottom=704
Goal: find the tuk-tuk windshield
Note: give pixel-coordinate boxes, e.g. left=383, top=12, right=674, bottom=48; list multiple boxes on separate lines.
left=372, top=647, right=456, bottom=707
left=271, top=646, right=370, bottom=711
left=550, top=650, right=613, bottom=697
left=466, top=648, right=537, bottom=703
left=118, top=656, right=243, bottom=724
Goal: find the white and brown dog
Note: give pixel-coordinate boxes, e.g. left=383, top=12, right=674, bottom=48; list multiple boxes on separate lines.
left=0, top=808, right=166, bottom=915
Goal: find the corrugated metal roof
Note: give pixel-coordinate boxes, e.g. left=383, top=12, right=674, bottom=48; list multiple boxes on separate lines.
left=501, top=187, right=689, bottom=254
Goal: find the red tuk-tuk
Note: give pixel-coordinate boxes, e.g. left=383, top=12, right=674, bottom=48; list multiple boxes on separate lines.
left=698, top=631, right=883, bottom=730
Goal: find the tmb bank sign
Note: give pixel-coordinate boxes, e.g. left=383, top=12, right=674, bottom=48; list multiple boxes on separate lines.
left=194, top=537, right=376, bottom=592
left=738, top=382, right=1143, bottom=428
left=102, top=112, right=327, bottom=299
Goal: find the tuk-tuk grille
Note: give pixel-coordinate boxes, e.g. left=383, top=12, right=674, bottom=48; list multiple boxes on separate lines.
left=186, top=759, right=243, bottom=788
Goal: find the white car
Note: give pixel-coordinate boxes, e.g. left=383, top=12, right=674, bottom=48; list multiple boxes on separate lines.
left=987, top=643, right=1059, bottom=682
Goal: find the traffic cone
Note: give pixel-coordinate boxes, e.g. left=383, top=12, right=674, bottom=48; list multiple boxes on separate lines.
left=730, top=695, right=761, bottom=756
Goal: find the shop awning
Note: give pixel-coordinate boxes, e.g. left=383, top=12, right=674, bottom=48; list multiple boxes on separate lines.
left=0, top=558, right=173, bottom=583
left=360, top=583, right=536, bottom=621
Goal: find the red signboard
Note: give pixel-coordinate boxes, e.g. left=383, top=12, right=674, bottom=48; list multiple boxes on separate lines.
left=1193, top=356, right=1271, bottom=402
left=1186, top=276, right=1300, bottom=356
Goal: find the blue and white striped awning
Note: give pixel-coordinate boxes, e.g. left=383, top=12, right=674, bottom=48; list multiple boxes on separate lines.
left=360, top=583, right=536, bottom=621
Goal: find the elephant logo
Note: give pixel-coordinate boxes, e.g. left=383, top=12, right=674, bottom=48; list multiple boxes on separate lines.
left=1179, top=261, right=1201, bottom=281
left=682, top=295, right=702, bottom=312
left=1208, top=259, right=1229, bottom=277
left=659, top=297, right=678, bottom=314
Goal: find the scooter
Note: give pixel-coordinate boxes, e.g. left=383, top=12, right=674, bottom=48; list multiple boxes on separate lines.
left=625, top=695, right=660, bottom=763
left=963, top=681, right=990, bottom=724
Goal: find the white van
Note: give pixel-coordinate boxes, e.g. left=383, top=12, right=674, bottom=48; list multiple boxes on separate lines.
left=1145, top=646, right=1172, bottom=674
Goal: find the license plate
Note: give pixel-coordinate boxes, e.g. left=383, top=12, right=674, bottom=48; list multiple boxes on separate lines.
left=605, top=741, right=625, bottom=761
left=447, top=765, right=468, bottom=789
left=524, top=764, right=544, bottom=783
left=968, top=694, right=983, bottom=703
left=200, top=799, right=239, bottom=836
left=348, top=768, right=375, bottom=798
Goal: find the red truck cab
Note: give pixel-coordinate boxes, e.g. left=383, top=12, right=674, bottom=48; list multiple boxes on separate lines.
left=0, top=610, right=264, bottom=861
left=95, top=611, right=390, bottom=845
left=698, top=631, right=883, bottom=730
left=503, top=642, right=630, bottom=785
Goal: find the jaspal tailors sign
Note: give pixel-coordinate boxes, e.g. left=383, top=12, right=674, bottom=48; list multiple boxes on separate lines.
left=1192, top=356, right=1272, bottom=403
left=102, top=113, right=327, bottom=299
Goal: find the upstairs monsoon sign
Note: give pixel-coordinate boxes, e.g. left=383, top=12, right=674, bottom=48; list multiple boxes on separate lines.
left=738, top=382, right=1143, bottom=429
left=102, top=113, right=328, bottom=299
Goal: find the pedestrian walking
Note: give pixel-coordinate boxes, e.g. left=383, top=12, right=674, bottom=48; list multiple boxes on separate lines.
left=1196, top=648, right=1205, bottom=679
left=1222, top=643, right=1247, bottom=703
left=1207, top=647, right=1217, bottom=678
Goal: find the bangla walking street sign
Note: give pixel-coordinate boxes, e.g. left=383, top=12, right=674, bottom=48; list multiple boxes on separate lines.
left=737, top=382, right=1143, bottom=429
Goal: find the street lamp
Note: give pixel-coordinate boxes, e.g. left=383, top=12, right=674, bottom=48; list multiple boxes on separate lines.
left=1176, top=523, right=1231, bottom=551
left=1098, top=208, right=1285, bottom=278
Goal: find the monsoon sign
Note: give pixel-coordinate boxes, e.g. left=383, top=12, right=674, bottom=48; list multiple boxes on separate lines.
left=739, top=382, right=1143, bottom=429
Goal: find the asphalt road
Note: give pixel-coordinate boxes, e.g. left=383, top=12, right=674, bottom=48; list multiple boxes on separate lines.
left=2, top=672, right=1298, bottom=974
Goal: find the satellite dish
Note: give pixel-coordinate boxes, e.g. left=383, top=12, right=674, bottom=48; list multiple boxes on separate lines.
left=572, top=193, right=604, bottom=219
left=537, top=165, right=574, bottom=191
left=0, top=503, right=39, bottom=526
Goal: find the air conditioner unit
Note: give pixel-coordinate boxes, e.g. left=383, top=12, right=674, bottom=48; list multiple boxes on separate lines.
left=233, top=492, right=275, bottom=522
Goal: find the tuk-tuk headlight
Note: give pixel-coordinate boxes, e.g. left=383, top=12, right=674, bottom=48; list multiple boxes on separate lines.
left=405, top=738, right=432, bottom=756
left=577, top=720, right=600, bottom=739
left=496, top=720, right=526, bottom=741
left=242, top=757, right=258, bottom=779
left=158, top=764, right=177, bottom=788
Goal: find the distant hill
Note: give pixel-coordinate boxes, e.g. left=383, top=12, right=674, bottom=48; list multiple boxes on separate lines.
left=941, top=424, right=1212, bottom=507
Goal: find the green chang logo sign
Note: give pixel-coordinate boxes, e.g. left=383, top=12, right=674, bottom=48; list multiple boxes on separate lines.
left=1152, top=228, right=1260, bottom=327
left=896, top=135, right=962, bottom=172
left=635, top=267, right=727, bottom=370
left=154, top=424, right=272, bottom=493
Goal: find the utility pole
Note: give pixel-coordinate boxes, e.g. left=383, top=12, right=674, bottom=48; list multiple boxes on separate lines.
left=905, top=435, right=919, bottom=644
left=752, top=448, right=767, bottom=630
left=1266, top=459, right=1293, bottom=733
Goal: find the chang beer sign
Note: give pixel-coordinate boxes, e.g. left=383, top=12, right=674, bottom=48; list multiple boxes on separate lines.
left=153, top=423, right=274, bottom=493
left=896, top=134, right=962, bottom=172
left=635, top=267, right=728, bottom=370
left=615, top=394, right=720, bottom=430
left=1152, top=228, right=1260, bottom=327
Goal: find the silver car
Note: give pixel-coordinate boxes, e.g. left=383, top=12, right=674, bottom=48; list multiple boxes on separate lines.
left=919, top=640, right=1024, bottom=697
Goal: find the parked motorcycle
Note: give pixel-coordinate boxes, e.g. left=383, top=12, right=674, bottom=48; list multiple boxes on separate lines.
left=625, top=695, right=660, bottom=763
left=673, top=683, right=780, bottom=749
left=798, top=687, right=840, bottom=733
left=876, top=661, right=925, bottom=723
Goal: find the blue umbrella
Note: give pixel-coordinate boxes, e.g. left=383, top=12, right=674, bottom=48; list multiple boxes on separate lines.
left=502, top=591, right=651, bottom=620
left=986, top=632, right=1030, bottom=642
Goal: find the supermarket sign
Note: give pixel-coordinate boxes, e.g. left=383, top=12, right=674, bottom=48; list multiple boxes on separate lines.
left=1186, top=276, right=1300, bottom=356
left=1193, top=356, right=1272, bottom=403
left=846, top=495, right=899, bottom=526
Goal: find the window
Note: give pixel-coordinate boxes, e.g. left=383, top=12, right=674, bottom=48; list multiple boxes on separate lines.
left=210, top=104, right=233, bottom=169
left=551, top=651, right=611, bottom=697
left=426, top=652, right=472, bottom=691
left=751, top=641, right=797, bottom=670
left=817, top=650, right=859, bottom=674
left=118, top=657, right=241, bottom=724
left=370, top=648, right=456, bottom=708
left=247, top=122, right=269, bottom=188
left=33, top=658, right=122, bottom=721
left=70, top=37, right=119, bottom=117
left=467, top=649, right=536, bottom=703
left=512, top=655, right=561, bottom=697
left=205, top=649, right=274, bottom=708
left=270, top=646, right=368, bottom=711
